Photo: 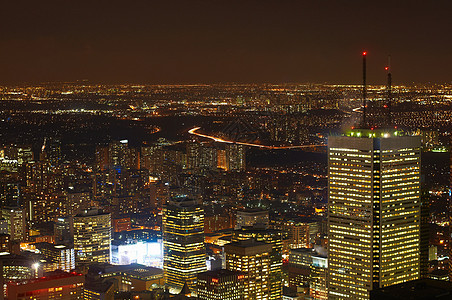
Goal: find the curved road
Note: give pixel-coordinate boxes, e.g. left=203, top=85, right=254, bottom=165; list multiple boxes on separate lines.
left=188, top=127, right=325, bottom=150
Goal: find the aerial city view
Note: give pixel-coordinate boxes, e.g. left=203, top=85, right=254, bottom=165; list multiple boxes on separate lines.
left=1, top=1, right=452, bottom=300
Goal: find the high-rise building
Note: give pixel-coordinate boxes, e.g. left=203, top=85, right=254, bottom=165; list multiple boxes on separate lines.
left=163, top=196, right=206, bottom=293
left=225, top=239, right=272, bottom=300
left=73, top=208, right=111, bottom=265
left=309, top=255, right=328, bottom=300
left=1, top=207, right=27, bottom=242
left=328, top=129, right=421, bottom=299
left=288, top=248, right=313, bottom=292
left=231, top=227, right=283, bottom=300
left=197, top=269, right=245, bottom=300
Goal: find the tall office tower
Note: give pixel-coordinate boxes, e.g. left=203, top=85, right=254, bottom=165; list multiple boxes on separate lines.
left=288, top=248, right=313, bottom=291
left=310, top=255, right=328, bottom=300
left=197, top=269, right=245, bottom=300
left=225, top=239, right=272, bottom=300
left=1, top=207, right=27, bottom=242
left=73, top=208, right=111, bottom=265
left=163, top=196, right=206, bottom=293
left=232, top=227, right=283, bottom=300
left=328, top=129, right=421, bottom=299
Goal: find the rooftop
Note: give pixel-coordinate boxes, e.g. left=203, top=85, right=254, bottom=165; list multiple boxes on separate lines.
left=345, top=128, right=404, bottom=138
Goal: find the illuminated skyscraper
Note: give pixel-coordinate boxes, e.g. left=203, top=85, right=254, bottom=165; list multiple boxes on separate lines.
left=328, top=129, right=421, bottom=299
left=73, top=208, right=111, bottom=265
left=310, top=255, right=328, bottom=300
left=225, top=239, right=272, bottom=300
left=163, top=196, right=206, bottom=293
left=231, top=227, right=282, bottom=300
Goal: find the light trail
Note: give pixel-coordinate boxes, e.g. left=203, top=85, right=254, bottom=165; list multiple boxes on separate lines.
left=188, top=127, right=325, bottom=150
left=352, top=105, right=363, bottom=112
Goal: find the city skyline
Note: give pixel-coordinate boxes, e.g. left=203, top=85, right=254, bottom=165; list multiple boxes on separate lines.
left=2, top=2, right=452, bottom=299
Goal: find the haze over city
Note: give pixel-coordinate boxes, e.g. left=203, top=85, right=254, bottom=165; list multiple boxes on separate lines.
left=1, top=1, right=452, bottom=84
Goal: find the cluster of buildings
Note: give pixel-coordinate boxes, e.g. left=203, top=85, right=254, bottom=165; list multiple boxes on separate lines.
left=1, top=125, right=451, bottom=299
left=2, top=81, right=452, bottom=299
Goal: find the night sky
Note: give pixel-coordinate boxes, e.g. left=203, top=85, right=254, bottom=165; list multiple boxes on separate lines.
left=1, top=1, right=451, bottom=85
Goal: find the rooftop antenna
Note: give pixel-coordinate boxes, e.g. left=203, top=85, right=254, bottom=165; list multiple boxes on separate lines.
left=385, top=55, right=392, bottom=127
left=361, top=51, right=367, bottom=128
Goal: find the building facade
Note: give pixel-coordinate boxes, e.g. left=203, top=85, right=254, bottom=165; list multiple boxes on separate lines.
left=73, top=208, right=111, bottom=265
left=6, top=271, right=84, bottom=300
left=225, top=239, right=272, bottom=300
left=328, top=129, right=421, bottom=299
left=197, top=269, right=245, bottom=300
left=163, top=196, right=206, bottom=293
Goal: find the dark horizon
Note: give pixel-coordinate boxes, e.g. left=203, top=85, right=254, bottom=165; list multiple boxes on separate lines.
left=1, top=1, right=452, bottom=85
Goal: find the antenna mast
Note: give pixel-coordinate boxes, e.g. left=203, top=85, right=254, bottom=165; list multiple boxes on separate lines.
left=385, top=56, right=392, bottom=126
left=362, top=51, right=367, bottom=127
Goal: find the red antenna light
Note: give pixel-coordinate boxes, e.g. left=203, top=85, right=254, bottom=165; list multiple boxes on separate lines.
left=385, top=66, right=389, bottom=70
left=362, top=51, right=367, bottom=56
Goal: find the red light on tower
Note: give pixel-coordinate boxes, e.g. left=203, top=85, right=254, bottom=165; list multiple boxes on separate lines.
left=362, top=51, right=367, bottom=56
left=385, top=66, right=389, bottom=71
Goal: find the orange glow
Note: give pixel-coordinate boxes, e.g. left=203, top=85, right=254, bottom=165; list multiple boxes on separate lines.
left=188, top=127, right=324, bottom=150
